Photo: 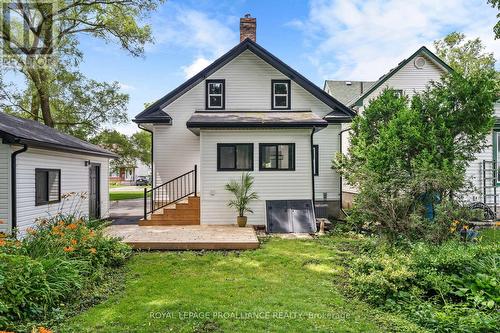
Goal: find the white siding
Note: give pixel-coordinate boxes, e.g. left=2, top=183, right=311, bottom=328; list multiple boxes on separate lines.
left=153, top=49, right=335, bottom=188
left=15, top=148, right=110, bottom=234
left=361, top=53, right=446, bottom=110
left=0, top=144, right=10, bottom=233
left=313, top=125, right=340, bottom=200
left=464, top=103, right=500, bottom=202
left=200, top=129, right=312, bottom=225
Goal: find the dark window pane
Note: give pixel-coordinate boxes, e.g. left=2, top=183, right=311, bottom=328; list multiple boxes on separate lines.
left=48, top=171, right=59, bottom=201
left=277, top=145, right=290, bottom=169
left=219, top=146, right=235, bottom=169
left=209, top=96, right=222, bottom=107
left=274, top=96, right=287, bottom=107
left=209, top=83, right=222, bottom=94
left=274, top=83, right=288, bottom=94
left=261, top=145, right=277, bottom=169
left=236, top=145, right=252, bottom=169
left=36, top=170, right=48, bottom=203
left=313, top=145, right=319, bottom=175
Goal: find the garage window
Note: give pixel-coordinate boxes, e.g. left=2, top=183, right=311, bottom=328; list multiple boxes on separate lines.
left=259, top=143, right=295, bottom=171
left=217, top=143, right=253, bottom=171
left=35, top=169, right=61, bottom=206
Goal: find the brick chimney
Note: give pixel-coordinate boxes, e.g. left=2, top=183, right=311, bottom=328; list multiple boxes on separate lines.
left=240, top=14, right=256, bottom=42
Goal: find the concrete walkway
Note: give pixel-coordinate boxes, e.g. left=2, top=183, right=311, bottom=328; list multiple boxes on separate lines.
left=110, top=199, right=142, bottom=225
left=105, top=224, right=260, bottom=250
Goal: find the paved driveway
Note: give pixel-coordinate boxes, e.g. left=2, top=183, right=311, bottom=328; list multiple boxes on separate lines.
left=110, top=199, right=142, bottom=225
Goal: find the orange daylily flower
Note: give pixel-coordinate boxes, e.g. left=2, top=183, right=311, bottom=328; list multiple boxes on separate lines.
left=89, top=248, right=97, bottom=254
left=63, top=246, right=74, bottom=252
left=0, top=239, right=6, bottom=247
left=67, top=223, right=78, bottom=230
left=37, top=327, right=52, bottom=333
left=89, top=230, right=95, bottom=237
left=70, top=239, right=78, bottom=245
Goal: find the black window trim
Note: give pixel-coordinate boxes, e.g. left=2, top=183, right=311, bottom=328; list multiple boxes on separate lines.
left=35, top=168, right=61, bottom=206
left=313, top=144, right=319, bottom=176
left=217, top=143, right=254, bottom=171
left=206, top=79, right=225, bottom=110
left=259, top=143, right=296, bottom=171
left=271, top=79, right=291, bottom=110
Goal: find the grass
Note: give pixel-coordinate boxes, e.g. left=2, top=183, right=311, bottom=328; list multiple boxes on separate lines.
left=109, top=191, right=146, bottom=201
left=60, top=235, right=420, bottom=332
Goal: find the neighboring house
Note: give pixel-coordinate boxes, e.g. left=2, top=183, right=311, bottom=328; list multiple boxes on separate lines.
left=133, top=16, right=355, bottom=231
left=0, top=112, right=117, bottom=235
left=325, top=47, right=500, bottom=212
left=110, top=160, right=150, bottom=184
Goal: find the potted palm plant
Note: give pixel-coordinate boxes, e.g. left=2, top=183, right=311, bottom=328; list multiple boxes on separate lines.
left=225, top=172, right=258, bottom=227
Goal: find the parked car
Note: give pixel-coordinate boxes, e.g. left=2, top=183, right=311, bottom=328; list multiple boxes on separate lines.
left=135, top=176, right=150, bottom=186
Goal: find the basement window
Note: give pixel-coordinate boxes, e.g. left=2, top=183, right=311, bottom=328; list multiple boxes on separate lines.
left=217, top=143, right=253, bottom=171
left=272, top=80, right=290, bottom=109
left=206, top=79, right=225, bottom=109
left=260, top=143, right=295, bottom=171
left=35, top=169, right=61, bottom=206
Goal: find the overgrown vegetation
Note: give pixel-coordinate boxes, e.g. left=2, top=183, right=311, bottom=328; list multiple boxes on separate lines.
left=337, top=228, right=499, bottom=332
left=334, top=34, right=499, bottom=243
left=0, top=215, right=131, bottom=331
left=60, top=237, right=420, bottom=333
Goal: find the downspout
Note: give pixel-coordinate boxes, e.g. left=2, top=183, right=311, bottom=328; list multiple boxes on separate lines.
left=311, top=127, right=316, bottom=207
left=338, top=127, right=351, bottom=217
left=11, top=143, right=28, bottom=231
left=138, top=124, right=153, bottom=186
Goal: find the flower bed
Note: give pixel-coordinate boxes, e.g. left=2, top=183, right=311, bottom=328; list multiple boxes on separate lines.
left=0, top=215, right=131, bottom=332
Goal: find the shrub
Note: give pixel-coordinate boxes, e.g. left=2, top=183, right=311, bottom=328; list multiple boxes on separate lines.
left=345, top=234, right=499, bottom=332
left=0, top=214, right=131, bottom=330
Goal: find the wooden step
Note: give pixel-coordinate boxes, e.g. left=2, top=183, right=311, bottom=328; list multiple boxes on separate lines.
left=140, top=195, right=201, bottom=226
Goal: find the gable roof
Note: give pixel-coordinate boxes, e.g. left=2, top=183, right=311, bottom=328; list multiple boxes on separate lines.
left=350, top=46, right=453, bottom=107
left=324, top=80, right=375, bottom=105
left=0, top=112, right=117, bottom=158
left=134, top=38, right=355, bottom=123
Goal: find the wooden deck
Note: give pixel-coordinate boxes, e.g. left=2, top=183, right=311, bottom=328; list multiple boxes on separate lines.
left=105, top=224, right=260, bottom=250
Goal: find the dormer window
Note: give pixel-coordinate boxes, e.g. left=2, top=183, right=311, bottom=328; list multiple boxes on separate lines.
left=272, top=80, right=290, bottom=110
left=206, top=79, right=225, bottom=110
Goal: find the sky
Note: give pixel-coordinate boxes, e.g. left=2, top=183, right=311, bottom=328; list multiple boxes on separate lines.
left=76, top=0, right=500, bottom=135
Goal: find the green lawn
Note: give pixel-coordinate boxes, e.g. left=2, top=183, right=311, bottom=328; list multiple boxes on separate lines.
left=60, top=236, right=420, bottom=332
left=109, top=191, right=146, bottom=201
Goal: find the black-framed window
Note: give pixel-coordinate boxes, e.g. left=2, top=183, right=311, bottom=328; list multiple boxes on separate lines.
left=271, top=79, right=291, bottom=110
left=394, top=89, right=404, bottom=98
left=206, top=79, right=225, bottom=109
left=259, top=143, right=295, bottom=171
left=217, top=143, right=253, bottom=171
left=313, top=145, right=319, bottom=176
left=35, top=168, right=61, bottom=206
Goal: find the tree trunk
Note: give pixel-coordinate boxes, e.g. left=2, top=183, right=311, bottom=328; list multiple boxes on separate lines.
left=30, top=89, right=40, bottom=121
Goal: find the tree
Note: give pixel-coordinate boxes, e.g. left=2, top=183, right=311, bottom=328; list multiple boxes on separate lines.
left=488, top=0, right=500, bottom=39
left=434, top=32, right=496, bottom=76
left=131, top=130, right=152, bottom=170
left=0, top=0, right=163, bottom=129
left=91, top=130, right=137, bottom=172
left=1, top=68, right=129, bottom=139
left=335, top=35, right=498, bottom=242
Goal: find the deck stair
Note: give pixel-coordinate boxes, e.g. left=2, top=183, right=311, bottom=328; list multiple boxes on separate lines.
left=139, top=196, right=200, bottom=226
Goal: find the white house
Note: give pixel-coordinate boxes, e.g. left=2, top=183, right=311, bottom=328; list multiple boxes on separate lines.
left=133, top=16, right=355, bottom=232
left=325, top=47, right=500, bottom=211
left=0, top=112, right=116, bottom=236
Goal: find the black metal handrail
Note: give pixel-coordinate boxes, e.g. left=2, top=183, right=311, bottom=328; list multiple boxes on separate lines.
left=144, top=165, right=197, bottom=220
